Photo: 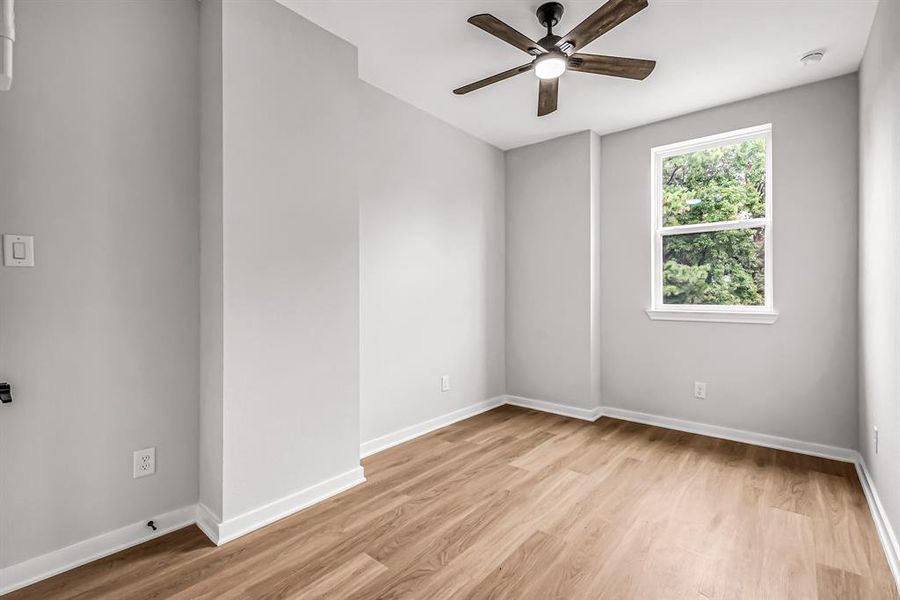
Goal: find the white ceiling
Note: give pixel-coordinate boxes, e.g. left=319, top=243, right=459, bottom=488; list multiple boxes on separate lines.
left=276, top=0, right=878, bottom=150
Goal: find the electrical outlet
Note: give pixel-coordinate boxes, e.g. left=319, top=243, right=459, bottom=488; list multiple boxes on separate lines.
left=874, top=426, right=879, bottom=454
left=133, top=447, right=156, bottom=478
left=694, top=381, right=707, bottom=400
left=441, top=375, right=450, bottom=393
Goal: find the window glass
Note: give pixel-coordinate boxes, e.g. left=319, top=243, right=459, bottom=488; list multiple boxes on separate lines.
left=662, top=138, right=767, bottom=227
left=662, top=228, right=765, bottom=306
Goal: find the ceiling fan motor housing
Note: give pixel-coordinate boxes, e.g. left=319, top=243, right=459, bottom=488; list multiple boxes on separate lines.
left=536, top=2, right=565, bottom=30
left=538, top=34, right=562, bottom=52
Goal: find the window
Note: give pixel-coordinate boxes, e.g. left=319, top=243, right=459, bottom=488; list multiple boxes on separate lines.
left=647, top=124, right=777, bottom=324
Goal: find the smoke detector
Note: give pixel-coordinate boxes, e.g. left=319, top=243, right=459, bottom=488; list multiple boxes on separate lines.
left=800, top=50, right=825, bottom=66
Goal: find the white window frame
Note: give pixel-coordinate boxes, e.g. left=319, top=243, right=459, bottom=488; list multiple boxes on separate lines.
left=646, top=124, right=778, bottom=324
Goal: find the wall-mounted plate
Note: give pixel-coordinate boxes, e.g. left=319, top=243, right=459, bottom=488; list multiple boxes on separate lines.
left=3, top=234, right=35, bottom=267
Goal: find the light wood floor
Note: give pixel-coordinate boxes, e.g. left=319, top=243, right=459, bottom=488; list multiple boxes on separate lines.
left=8, top=406, right=897, bottom=599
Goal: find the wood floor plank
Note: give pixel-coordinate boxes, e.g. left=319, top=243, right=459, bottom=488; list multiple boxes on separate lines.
left=811, top=470, right=870, bottom=575
left=528, top=517, right=618, bottom=599
left=467, top=530, right=566, bottom=600
left=6, top=408, right=896, bottom=600
left=295, top=552, right=388, bottom=600
left=341, top=487, right=523, bottom=599
left=817, top=564, right=868, bottom=600
left=754, top=506, right=818, bottom=599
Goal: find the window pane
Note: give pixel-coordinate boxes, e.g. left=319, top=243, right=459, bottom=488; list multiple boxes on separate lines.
left=662, top=138, right=767, bottom=227
left=662, top=227, right=765, bottom=306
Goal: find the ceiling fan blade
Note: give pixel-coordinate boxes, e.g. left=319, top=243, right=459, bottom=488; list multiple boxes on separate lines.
left=537, top=78, right=559, bottom=117
left=557, top=0, right=648, bottom=53
left=568, top=53, right=656, bottom=80
left=453, top=63, right=534, bottom=95
left=467, top=14, right=545, bottom=55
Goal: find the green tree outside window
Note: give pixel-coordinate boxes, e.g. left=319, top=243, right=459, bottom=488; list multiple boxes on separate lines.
left=661, top=138, right=767, bottom=306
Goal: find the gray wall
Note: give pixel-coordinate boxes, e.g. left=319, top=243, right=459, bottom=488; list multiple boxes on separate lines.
left=359, top=82, right=506, bottom=445
left=199, top=0, right=224, bottom=521
left=0, top=0, right=200, bottom=568
left=505, top=131, right=602, bottom=411
left=217, top=0, right=361, bottom=519
left=859, top=0, right=900, bottom=542
left=600, top=75, right=860, bottom=449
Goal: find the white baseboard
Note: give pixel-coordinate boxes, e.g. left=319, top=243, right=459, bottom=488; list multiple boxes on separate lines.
left=855, top=458, right=900, bottom=589
left=602, top=406, right=858, bottom=463
left=0, top=503, right=196, bottom=596
left=360, top=396, right=506, bottom=458
left=211, top=466, right=366, bottom=545
left=1, top=467, right=365, bottom=594
left=504, top=395, right=603, bottom=422
left=360, top=395, right=850, bottom=462
left=194, top=502, right=221, bottom=545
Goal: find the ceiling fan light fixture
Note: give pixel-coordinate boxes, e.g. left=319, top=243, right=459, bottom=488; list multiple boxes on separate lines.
left=534, top=51, right=567, bottom=79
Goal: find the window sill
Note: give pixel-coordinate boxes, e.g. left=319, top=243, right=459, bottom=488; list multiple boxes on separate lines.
left=645, top=308, right=779, bottom=324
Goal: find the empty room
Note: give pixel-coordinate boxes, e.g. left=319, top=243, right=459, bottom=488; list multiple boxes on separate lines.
left=1, top=0, right=899, bottom=597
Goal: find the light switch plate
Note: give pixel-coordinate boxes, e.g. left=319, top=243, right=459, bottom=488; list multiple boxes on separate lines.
left=3, top=234, right=35, bottom=267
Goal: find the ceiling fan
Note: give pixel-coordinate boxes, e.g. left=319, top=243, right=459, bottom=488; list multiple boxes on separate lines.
left=453, top=0, right=656, bottom=117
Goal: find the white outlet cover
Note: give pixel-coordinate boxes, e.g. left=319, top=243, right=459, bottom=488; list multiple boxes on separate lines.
left=133, top=447, right=156, bottom=478
left=694, top=382, right=707, bottom=400
left=3, top=234, right=35, bottom=267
